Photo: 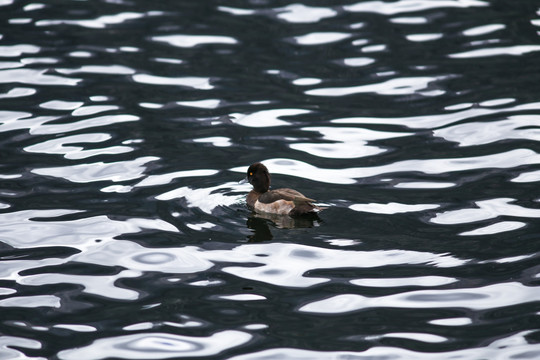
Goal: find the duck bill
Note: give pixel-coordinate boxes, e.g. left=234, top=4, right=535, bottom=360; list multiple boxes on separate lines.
left=239, top=177, right=248, bottom=184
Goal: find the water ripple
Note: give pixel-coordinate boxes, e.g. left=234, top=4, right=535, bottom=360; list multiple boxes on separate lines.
left=25, top=133, right=133, bottom=160
left=57, top=65, right=135, bottom=75
left=350, top=202, right=439, bottom=214
left=292, top=32, right=352, bottom=46
left=1, top=0, right=539, bottom=358
left=30, top=114, right=139, bottom=135
left=306, top=76, right=444, bottom=97
left=0, top=336, right=42, bottom=359
left=449, top=45, right=540, bottom=58
left=274, top=4, right=337, bottom=23
left=156, top=182, right=243, bottom=214
left=433, top=115, right=540, bottom=146
left=459, top=221, right=527, bottom=236
left=36, top=12, right=151, bottom=29
left=0, top=209, right=175, bottom=250
left=0, top=86, right=36, bottom=98
left=290, top=126, right=412, bottom=159
left=219, top=4, right=337, bottom=24
left=203, top=243, right=465, bottom=287
left=431, top=198, right=540, bottom=224
left=299, top=282, right=540, bottom=313
left=0, top=295, right=61, bottom=309
left=152, top=34, right=238, bottom=48
left=19, top=270, right=141, bottom=301
left=32, top=156, right=159, bottom=184
left=58, top=331, right=252, bottom=360
left=228, top=337, right=540, bottom=360
left=351, top=276, right=457, bottom=287
left=72, top=241, right=210, bottom=275
left=343, top=0, right=488, bottom=15
left=0, top=68, right=80, bottom=86
left=332, top=101, right=540, bottom=129
left=231, top=149, right=540, bottom=184
left=132, top=74, right=214, bottom=89
left=230, top=109, right=311, bottom=128
left=462, top=23, right=506, bottom=36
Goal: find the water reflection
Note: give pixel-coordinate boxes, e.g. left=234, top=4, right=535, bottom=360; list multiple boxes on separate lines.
left=462, top=23, right=505, bottom=36
left=459, top=221, right=526, bottom=236
left=291, top=126, right=412, bottom=159
left=230, top=109, right=310, bottom=128
left=331, top=100, right=540, bottom=129
left=246, top=216, right=274, bottom=242
left=25, top=133, right=133, bottom=159
left=58, top=331, right=252, bottom=360
left=1, top=0, right=540, bottom=358
left=57, top=65, right=135, bottom=75
left=299, top=282, right=540, bottom=313
left=36, top=11, right=151, bottom=29
left=152, top=34, right=238, bottom=48
left=246, top=212, right=321, bottom=242
left=33, top=156, right=159, bottom=184
left=292, top=32, right=352, bottom=46
left=433, top=115, right=540, bottom=146
left=227, top=336, right=540, bottom=360
left=0, top=68, right=80, bottom=86
left=204, top=243, right=465, bottom=288
left=20, top=270, right=141, bottom=301
left=306, top=76, right=444, bottom=97
left=431, top=198, right=540, bottom=224
left=231, top=149, right=540, bottom=185
left=219, top=4, right=337, bottom=23
left=132, top=74, right=214, bottom=89
left=449, top=45, right=540, bottom=58
left=351, top=276, right=457, bottom=287
left=0, top=295, right=61, bottom=308
left=0, top=337, right=42, bottom=359
left=156, top=182, right=242, bottom=214
left=0, top=86, right=36, bottom=98
left=350, top=202, right=439, bottom=214
left=343, top=0, right=488, bottom=14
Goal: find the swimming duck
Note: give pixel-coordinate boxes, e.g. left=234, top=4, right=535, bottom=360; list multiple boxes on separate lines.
left=242, top=162, right=324, bottom=217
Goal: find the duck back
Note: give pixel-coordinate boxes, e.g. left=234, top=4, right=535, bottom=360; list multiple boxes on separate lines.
left=256, top=188, right=319, bottom=216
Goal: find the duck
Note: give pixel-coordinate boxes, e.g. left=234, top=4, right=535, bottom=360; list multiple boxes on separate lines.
left=241, top=162, right=324, bottom=217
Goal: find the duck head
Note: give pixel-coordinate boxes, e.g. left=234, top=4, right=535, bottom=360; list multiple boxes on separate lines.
left=244, top=162, right=270, bottom=193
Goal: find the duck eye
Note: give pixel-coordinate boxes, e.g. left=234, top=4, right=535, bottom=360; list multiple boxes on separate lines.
left=249, top=172, right=253, bottom=176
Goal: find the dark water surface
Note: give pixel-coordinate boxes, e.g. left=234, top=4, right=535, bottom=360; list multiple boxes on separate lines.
left=1, top=0, right=540, bottom=358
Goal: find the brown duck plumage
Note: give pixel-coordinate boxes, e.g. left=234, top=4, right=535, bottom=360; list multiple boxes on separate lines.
left=243, top=162, right=324, bottom=217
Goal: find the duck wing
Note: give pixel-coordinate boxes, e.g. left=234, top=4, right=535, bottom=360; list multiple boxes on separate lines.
left=259, top=188, right=315, bottom=204
left=274, top=189, right=328, bottom=216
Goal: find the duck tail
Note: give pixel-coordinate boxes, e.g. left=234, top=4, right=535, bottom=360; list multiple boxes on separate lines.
left=312, top=205, right=327, bottom=213
left=290, top=196, right=327, bottom=217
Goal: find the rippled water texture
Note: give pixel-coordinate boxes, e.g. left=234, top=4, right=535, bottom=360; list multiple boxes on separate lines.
left=1, top=0, right=540, bottom=359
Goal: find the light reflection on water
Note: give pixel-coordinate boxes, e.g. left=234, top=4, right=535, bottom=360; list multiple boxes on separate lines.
left=1, top=0, right=540, bottom=358
left=227, top=334, right=540, bottom=360
left=58, top=331, right=252, bottom=360
left=299, top=282, right=540, bottom=313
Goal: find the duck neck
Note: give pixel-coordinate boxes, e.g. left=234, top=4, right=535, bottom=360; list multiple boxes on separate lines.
left=254, top=186, right=268, bottom=193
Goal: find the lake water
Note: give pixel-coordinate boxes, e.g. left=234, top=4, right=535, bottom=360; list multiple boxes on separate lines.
left=1, top=0, right=540, bottom=359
